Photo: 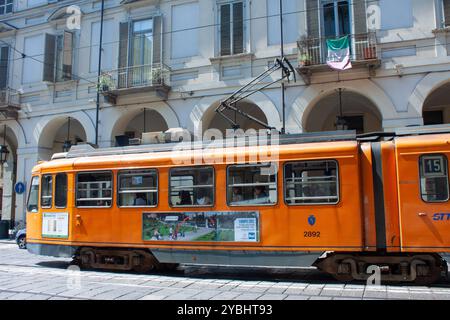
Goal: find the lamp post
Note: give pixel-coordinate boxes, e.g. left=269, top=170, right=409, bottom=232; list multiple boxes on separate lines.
left=62, top=117, right=72, bottom=152
left=0, top=125, right=9, bottom=167
left=335, top=88, right=348, bottom=131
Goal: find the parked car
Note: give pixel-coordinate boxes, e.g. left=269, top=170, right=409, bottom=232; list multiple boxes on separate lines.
left=15, top=228, right=26, bottom=249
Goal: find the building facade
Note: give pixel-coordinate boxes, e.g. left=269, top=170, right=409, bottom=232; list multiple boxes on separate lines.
left=0, top=0, right=449, bottom=227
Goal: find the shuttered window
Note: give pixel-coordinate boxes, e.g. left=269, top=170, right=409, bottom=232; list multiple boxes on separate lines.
left=220, top=1, right=244, bottom=56
left=306, top=0, right=319, bottom=38
left=444, top=0, right=450, bottom=27
left=43, top=34, right=56, bottom=82
left=43, top=32, right=73, bottom=82
left=0, top=46, right=9, bottom=89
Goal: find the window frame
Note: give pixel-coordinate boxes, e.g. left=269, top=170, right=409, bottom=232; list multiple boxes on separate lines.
left=283, top=159, right=340, bottom=206
left=27, top=175, right=40, bottom=213
left=117, top=168, right=159, bottom=208
left=0, top=0, right=13, bottom=15
left=40, top=174, right=53, bottom=209
left=419, top=154, right=450, bottom=203
left=218, top=0, right=245, bottom=56
left=168, top=166, right=215, bottom=208
left=226, top=163, right=278, bottom=207
left=54, top=173, right=68, bottom=209
left=129, top=17, right=154, bottom=67
left=75, top=170, right=113, bottom=208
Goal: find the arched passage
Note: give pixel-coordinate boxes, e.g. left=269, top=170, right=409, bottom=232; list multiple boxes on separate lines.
left=110, top=108, right=170, bottom=146
left=0, top=124, right=19, bottom=227
left=37, top=116, right=87, bottom=160
left=201, top=99, right=269, bottom=135
left=302, top=89, right=382, bottom=134
left=188, top=92, right=281, bottom=137
left=422, top=82, right=450, bottom=125
left=288, top=80, right=397, bottom=133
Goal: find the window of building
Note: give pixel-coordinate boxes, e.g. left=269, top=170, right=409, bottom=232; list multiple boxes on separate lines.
left=284, top=160, right=339, bottom=205
left=43, top=31, right=73, bottom=83
left=27, top=176, right=39, bottom=212
left=380, top=0, right=413, bottom=30
left=219, top=1, right=244, bottom=56
left=23, top=34, right=43, bottom=84
left=420, top=155, right=449, bottom=203
left=227, top=163, right=277, bottom=206
left=171, top=2, right=199, bottom=59
left=445, top=0, right=450, bottom=27
left=267, top=0, right=298, bottom=45
left=41, top=174, right=52, bottom=208
left=76, top=172, right=112, bottom=207
left=118, top=169, right=157, bottom=207
left=117, top=16, right=162, bottom=88
left=0, top=46, right=9, bottom=89
left=322, top=0, right=350, bottom=37
left=55, top=173, right=67, bottom=208
left=0, top=0, right=13, bottom=15
left=169, top=167, right=214, bottom=207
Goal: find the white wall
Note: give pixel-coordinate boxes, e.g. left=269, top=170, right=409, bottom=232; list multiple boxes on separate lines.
left=171, top=1, right=200, bottom=59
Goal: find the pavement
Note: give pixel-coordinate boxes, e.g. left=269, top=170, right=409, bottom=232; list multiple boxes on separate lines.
left=0, top=241, right=449, bottom=300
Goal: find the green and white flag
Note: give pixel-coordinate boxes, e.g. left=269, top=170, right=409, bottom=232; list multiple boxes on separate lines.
left=326, top=35, right=352, bottom=71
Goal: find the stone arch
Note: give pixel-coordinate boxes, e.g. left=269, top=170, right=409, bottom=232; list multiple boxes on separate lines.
left=108, top=103, right=180, bottom=146
left=187, top=91, right=281, bottom=136
left=33, top=111, right=95, bottom=147
left=288, top=80, right=398, bottom=133
left=408, top=71, right=450, bottom=119
left=48, top=5, right=83, bottom=22
left=34, top=112, right=94, bottom=160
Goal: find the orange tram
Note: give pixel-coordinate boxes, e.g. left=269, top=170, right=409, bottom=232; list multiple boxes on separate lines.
left=26, top=125, right=450, bottom=284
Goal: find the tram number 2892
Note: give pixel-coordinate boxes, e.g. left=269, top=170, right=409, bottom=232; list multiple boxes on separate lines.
left=304, top=231, right=321, bottom=238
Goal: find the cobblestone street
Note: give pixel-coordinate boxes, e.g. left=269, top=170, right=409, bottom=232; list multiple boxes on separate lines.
left=0, top=242, right=449, bottom=300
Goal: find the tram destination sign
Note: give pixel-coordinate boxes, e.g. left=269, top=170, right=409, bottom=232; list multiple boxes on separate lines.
left=142, top=211, right=259, bottom=242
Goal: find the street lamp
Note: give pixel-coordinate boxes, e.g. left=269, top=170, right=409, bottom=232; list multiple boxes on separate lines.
left=0, top=125, right=9, bottom=165
left=335, top=88, right=348, bottom=131
left=62, top=117, right=72, bottom=152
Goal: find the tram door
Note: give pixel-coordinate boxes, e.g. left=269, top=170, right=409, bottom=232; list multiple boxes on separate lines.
left=396, top=144, right=450, bottom=251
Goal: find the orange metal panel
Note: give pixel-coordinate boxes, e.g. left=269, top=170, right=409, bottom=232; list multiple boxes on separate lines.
left=395, top=134, right=450, bottom=252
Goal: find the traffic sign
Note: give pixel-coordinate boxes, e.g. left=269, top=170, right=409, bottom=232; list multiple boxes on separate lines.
left=14, top=182, right=25, bottom=194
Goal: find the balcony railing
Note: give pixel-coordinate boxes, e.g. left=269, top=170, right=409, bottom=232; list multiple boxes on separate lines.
left=100, top=63, right=170, bottom=92
left=297, top=32, right=378, bottom=67
left=0, top=88, right=20, bottom=119
left=0, top=88, right=20, bottom=107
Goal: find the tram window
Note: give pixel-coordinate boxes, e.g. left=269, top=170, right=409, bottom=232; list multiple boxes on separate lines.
left=27, top=176, right=39, bottom=212
left=55, top=173, right=67, bottom=208
left=76, top=172, right=112, bottom=207
left=169, top=167, right=214, bottom=207
left=420, top=155, right=449, bottom=202
left=41, top=175, right=53, bottom=208
left=284, top=160, right=339, bottom=205
left=118, top=169, right=157, bottom=207
left=227, top=164, right=277, bottom=206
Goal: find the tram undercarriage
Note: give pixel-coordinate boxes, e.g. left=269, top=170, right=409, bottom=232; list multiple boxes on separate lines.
left=68, top=246, right=448, bottom=285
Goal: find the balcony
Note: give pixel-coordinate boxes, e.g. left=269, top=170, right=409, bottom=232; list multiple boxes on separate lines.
left=296, top=32, right=380, bottom=84
left=100, top=63, right=171, bottom=105
left=0, top=88, right=20, bottom=119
